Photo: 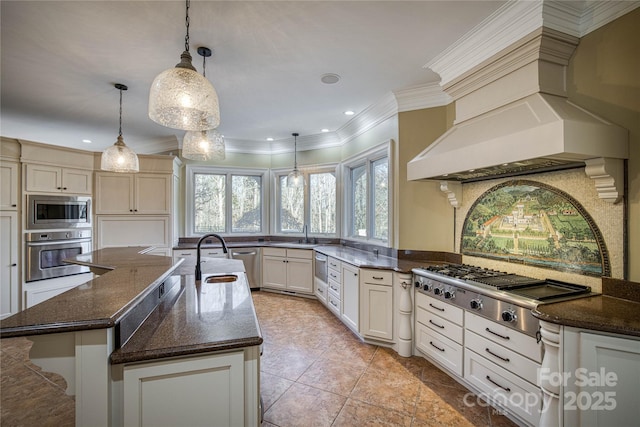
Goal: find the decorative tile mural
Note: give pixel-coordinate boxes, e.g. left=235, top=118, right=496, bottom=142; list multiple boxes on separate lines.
left=461, top=180, right=610, bottom=277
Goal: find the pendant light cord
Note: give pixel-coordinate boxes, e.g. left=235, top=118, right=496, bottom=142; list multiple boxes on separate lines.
left=118, top=87, right=123, bottom=138
left=184, top=0, right=191, bottom=53
left=293, top=133, right=299, bottom=170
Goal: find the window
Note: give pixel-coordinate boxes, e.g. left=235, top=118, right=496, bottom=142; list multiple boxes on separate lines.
left=345, top=149, right=389, bottom=242
left=275, top=168, right=337, bottom=236
left=187, top=166, right=266, bottom=235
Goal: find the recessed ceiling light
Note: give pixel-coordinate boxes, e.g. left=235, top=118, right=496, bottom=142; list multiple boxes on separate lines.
left=344, top=110, right=355, bottom=116
left=321, top=129, right=329, bottom=133
left=266, top=137, right=274, bottom=141
left=82, top=139, right=92, bottom=144
left=321, top=73, right=340, bottom=84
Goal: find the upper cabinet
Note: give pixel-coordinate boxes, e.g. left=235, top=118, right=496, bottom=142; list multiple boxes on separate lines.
left=95, top=173, right=171, bottom=215
left=0, top=161, right=19, bottom=210
left=24, top=164, right=92, bottom=195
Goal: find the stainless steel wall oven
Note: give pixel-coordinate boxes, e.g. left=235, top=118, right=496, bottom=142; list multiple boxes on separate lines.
left=25, top=230, right=92, bottom=282
left=27, top=195, right=91, bottom=230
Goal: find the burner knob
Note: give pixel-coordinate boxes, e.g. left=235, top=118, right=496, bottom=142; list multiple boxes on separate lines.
left=444, top=289, right=455, bottom=299
left=423, top=280, right=433, bottom=292
left=469, top=299, right=483, bottom=310
left=433, top=287, right=444, bottom=296
left=501, top=309, right=518, bottom=323
left=414, top=278, right=423, bottom=288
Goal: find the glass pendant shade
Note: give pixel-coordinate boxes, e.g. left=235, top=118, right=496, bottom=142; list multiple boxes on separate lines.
left=149, top=51, right=220, bottom=131
left=287, top=169, right=305, bottom=187
left=182, top=129, right=225, bottom=161
left=101, top=136, right=140, bottom=173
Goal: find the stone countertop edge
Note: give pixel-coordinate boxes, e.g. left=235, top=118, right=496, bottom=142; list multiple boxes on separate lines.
left=313, top=245, right=429, bottom=274
left=0, top=247, right=182, bottom=338
left=532, top=294, right=640, bottom=338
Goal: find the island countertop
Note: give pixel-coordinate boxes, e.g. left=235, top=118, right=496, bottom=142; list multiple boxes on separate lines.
left=0, top=247, right=179, bottom=337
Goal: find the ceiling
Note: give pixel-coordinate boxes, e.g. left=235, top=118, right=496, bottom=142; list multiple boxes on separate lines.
left=1, top=0, right=507, bottom=155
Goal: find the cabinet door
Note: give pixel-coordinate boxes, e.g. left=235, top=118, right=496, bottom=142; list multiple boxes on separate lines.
left=96, top=216, right=170, bottom=250
left=341, top=264, right=359, bottom=332
left=262, top=256, right=287, bottom=290
left=361, top=283, right=393, bottom=340
left=0, top=162, right=19, bottom=210
left=25, top=164, right=62, bottom=193
left=61, top=168, right=92, bottom=195
left=564, top=330, right=640, bottom=427
left=286, top=258, right=313, bottom=294
left=0, top=212, right=19, bottom=319
left=135, top=174, right=171, bottom=214
left=123, top=351, right=245, bottom=427
left=95, top=173, right=134, bottom=214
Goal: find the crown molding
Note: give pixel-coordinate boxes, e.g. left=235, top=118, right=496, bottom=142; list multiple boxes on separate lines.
left=132, top=135, right=179, bottom=155
left=394, top=83, right=452, bottom=112
left=336, top=91, right=399, bottom=145
left=425, top=0, right=639, bottom=88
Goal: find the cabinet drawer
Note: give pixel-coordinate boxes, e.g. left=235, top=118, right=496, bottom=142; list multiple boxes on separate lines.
left=465, top=330, right=539, bottom=385
left=286, top=248, right=312, bottom=259
left=263, top=247, right=286, bottom=257
left=328, top=257, right=342, bottom=271
left=465, top=312, right=542, bottom=363
left=328, top=279, right=341, bottom=298
left=315, top=280, right=327, bottom=305
left=464, top=350, right=542, bottom=426
left=416, top=306, right=463, bottom=344
left=416, top=323, right=463, bottom=376
left=360, top=269, right=392, bottom=285
left=327, top=292, right=341, bottom=315
left=416, top=292, right=463, bottom=326
left=328, top=268, right=341, bottom=283
left=174, top=249, right=196, bottom=259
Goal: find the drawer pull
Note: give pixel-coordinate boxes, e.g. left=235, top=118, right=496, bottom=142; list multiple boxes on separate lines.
left=330, top=273, right=337, bottom=278
left=330, top=285, right=338, bottom=291
left=485, top=327, right=510, bottom=340
left=429, top=341, right=445, bottom=352
left=486, top=375, right=511, bottom=393
left=180, top=253, right=191, bottom=255
left=330, top=300, right=338, bottom=307
left=429, top=303, right=445, bottom=312
left=485, top=348, right=510, bottom=362
left=372, top=276, right=384, bottom=280
left=429, top=319, right=445, bottom=329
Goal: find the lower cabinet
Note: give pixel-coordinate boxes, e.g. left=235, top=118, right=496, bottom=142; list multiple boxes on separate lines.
left=123, top=351, right=247, bottom=427
left=360, top=269, right=393, bottom=341
left=262, top=248, right=313, bottom=294
left=341, top=263, right=359, bottom=333
left=0, top=212, right=19, bottom=318
left=23, top=273, right=94, bottom=308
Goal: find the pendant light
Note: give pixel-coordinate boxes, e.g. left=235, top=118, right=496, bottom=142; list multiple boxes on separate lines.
left=101, top=83, right=139, bottom=173
left=182, top=47, right=225, bottom=161
left=148, top=0, right=220, bottom=131
left=287, top=133, right=305, bottom=187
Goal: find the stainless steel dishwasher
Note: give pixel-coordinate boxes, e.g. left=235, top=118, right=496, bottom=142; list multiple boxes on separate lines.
left=231, top=247, right=262, bottom=290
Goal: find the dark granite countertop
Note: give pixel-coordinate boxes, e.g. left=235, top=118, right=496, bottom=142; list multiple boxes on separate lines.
left=313, top=245, right=428, bottom=274
left=533, top=295, right=640, bottom=338
left=0, top=247, right=179, bottom=337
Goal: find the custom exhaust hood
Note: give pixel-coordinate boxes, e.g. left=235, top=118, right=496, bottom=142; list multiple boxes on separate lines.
left=407, top=27, right=628, bottom=204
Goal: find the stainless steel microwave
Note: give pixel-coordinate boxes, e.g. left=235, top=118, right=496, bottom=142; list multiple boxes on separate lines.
left=27, top=195, right=92, bottom=230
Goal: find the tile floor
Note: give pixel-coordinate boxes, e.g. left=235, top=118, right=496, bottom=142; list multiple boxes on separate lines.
left=1, top=290, right=520, bottom=426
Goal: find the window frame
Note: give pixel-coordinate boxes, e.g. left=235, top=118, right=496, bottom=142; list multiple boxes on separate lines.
left=271, top=163, right=340, bottom=238
left=185, top=165, right=269, bottom=237
left=342, top=143, right=392, bottom=246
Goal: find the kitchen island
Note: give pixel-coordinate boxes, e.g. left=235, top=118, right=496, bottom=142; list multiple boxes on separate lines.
left=0, top=247, right=263, bottom=427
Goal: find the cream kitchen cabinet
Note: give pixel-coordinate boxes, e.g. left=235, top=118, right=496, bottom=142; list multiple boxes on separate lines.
left=1, top=161, right=19, bottom=210
left=262, top=247, right=313, bottom=294
left=326, top=257, right=342, bottom=316
left=95, top=172, right=171, bottom=215
left=24, top=164, right=92, bottom=195
left=96, top=216, right=170, bottom=254
left=341, top=263, right=359, bottom=333
left=1, top=212, right=19, bottom=318
left=360, top=269, right=393, bottom=341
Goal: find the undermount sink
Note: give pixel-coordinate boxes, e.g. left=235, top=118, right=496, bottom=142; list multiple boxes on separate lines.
left=204, top=274, right=238, bottom=283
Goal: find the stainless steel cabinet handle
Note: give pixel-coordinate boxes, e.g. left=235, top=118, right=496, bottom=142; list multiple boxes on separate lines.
left=233, top=251, right=257, bottom=256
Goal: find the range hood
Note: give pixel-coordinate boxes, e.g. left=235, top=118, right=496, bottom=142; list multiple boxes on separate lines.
left=408, top=27, right=628, bottom=203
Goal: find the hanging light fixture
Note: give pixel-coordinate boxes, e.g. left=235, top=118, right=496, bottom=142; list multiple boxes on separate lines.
left=148, top=0, right=220, bottom=131
left=287, top=133, right=305, bottom=187
left=182, top=47, right=225, bottom=161
left=101, top=83, right=139, bottom=173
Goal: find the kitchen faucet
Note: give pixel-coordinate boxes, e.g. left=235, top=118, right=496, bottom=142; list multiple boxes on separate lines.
left=195, top=233, right=229, bottom=282
left=303, top=224, right=310, bottom=244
